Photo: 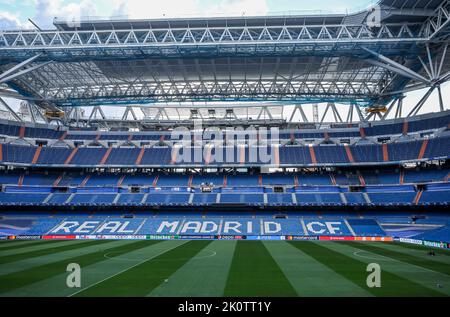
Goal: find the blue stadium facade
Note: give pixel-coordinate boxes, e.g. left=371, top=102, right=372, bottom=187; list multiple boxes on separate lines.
left=0, top=0, right=449, bottom=246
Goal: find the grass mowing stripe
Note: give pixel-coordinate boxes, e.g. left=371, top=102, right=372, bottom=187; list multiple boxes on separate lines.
left=292, top=241, right=443, bottom=297
left=64, top=241, right=185, bottom=297
left=330, top=242, right=450, bottom=296
left=148, top=240, right=237, bottom=297
left=74, top=240, right=210, bottom=297
left=0, top=241, right=127, bottom=277
left=0, top=240, right=160, bottom=294
left=224, top=241, right=297, bottom=297
left=5, top=241, right=183, bottom=297
left=0, top=240, right=81, bottom=257
left=344, top=242, right=450, bottom=276
left=0, top=240, right=109, bottom=265
left=0, top=240, right=65, bottom=250
left=0, top=240, right=29, bottom=245
left=264, top=241, right=372, bottom=297
left=0, top=240, right=64, bottom=251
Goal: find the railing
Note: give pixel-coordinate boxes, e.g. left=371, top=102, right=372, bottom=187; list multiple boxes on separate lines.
left=0, top=22, right=428, bottom=49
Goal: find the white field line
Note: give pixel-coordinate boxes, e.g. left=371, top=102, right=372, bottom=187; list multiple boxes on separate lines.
left=67, top=241, right=188, bottom=297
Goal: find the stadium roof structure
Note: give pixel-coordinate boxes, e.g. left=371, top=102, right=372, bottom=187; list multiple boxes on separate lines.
left=0, top=0, right=450, bottom=128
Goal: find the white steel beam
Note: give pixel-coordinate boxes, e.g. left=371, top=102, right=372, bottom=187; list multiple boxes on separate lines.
left=363, top=48, right=430, bottom=84
left=0, top=96, right=23, bottom=122
left=0, top=53, right=42, bottom=80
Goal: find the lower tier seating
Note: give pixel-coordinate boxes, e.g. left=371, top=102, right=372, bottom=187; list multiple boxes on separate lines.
left=0, top=184, right=448, bottom=207
left=1, top=212, right=449, bottom=242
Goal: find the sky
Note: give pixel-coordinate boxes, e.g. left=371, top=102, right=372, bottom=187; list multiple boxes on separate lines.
left=0, top=0, right=448, bottom=122
left=0, top=0, right=378, bottom=29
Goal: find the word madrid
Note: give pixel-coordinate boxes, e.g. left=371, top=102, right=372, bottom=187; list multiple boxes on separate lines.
left=49, top=219, right=352, bottom=236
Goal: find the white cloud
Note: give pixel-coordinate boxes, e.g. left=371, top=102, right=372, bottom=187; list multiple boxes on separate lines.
left=203, top=0, right=269, bottom=17
left=111, top=0, right=269, bottom=19
left=32, top=0, right=98, bottom=28
left=0, top=11, right=26, bottom=29
left=0, top=0, right=270, bottom=30
left=111, top=0, right=202, bottom=19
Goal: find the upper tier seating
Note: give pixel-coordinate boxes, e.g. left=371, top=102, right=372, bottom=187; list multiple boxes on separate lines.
left=368, top=192, right=417, bottom=205
left=1, top=111, right=448, bottom=141
left=1, top=136, right=448, bottom=167
left=344, top=193, right=367, bottom=204
left=0, top=193, right=48, bottom=205
left=419, top=184, right=450, bottom=205
left=403, top=169, right=449, bottom=184
left=37, top=147, right=72, bottom=165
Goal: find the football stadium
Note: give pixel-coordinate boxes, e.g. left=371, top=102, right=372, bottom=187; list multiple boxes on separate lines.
left=0, top=0, right=449, bottom=300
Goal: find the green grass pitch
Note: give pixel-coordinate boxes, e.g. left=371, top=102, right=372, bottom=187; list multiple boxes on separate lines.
left=0, top=239, right=449, bottom=297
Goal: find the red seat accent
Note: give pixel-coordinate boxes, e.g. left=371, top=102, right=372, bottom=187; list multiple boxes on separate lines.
left=31, top=146, right=42, bottom=164
left=359, top=127, right=366, bottom=138
left=59, top=131, right=67, bottom=141
left=64, top=147, right=79, bottom=165
left=135, top=148, right=145, bottom=165
left=382, top=144, right=389, bottom=162
left=414, top=190, right=423, bottom=205
left=402, top=120, right=409, bottom=135
left=344, top=144, right=354, bottom=163
left=100, top=147, right=112, bottom=165
left=418, top=139, right=429, bottom=160
left=309, top=146, right=317, bottom=165
left=19, top=126, right=25, bottom=138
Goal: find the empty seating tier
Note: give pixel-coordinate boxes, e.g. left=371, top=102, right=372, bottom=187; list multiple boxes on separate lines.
left=1, top=111, right=448, bottom=141
left=1, top=136, right=449, bottom=168
left=1, top=171, right=448, bottom=207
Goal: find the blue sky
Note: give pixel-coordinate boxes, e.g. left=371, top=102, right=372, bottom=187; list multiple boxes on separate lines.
left=0, top=0, right=378, bottom=29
